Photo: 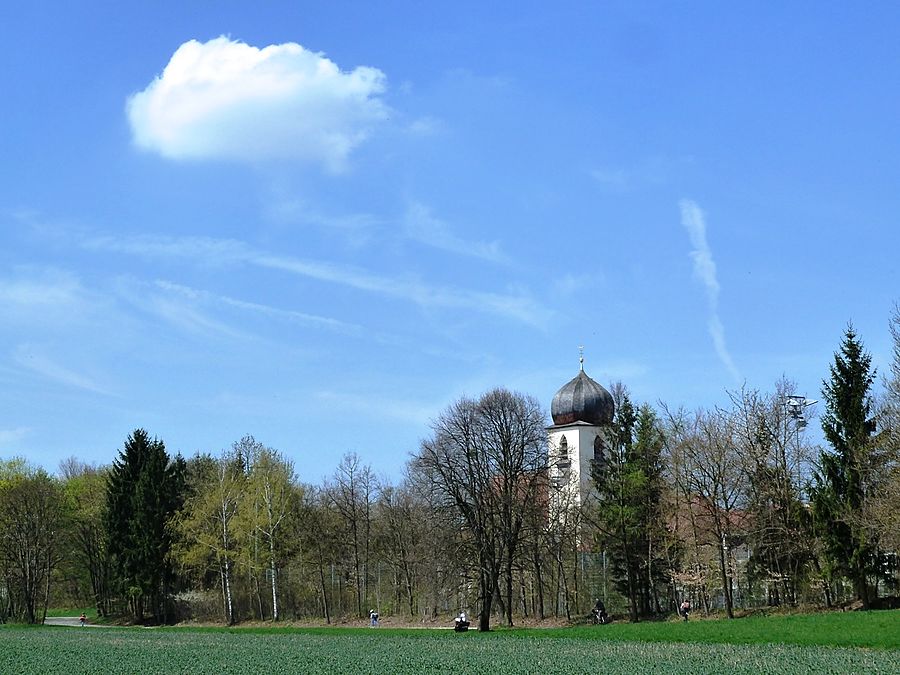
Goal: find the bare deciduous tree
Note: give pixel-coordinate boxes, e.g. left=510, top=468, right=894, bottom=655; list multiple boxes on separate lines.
left=235, top=437, right=295, bottom=622
left=730, top=381, right=815, bottom=606
left=666, top=408, right=746, bottom=618
left=868, top=307, right=900, bottom=572
left=415, top=388, right=548, bottom=631
left=176, top=448, right=244, bottom=624
left=61, top=459, right=112, bottom=617
left=0, top=463, right=66, bottom=624
left=330, top=452, right=376, bottom=618
left=375, top=478, right=421, bottom=617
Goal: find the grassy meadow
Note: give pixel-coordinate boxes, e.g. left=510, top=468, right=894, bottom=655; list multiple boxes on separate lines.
left=533, top=609, right=900, bottom=649
left=2, top=611, right=897, bottom=674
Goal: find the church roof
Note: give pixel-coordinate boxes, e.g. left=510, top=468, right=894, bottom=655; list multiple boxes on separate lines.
left=550, top=368, right=614, bottom=426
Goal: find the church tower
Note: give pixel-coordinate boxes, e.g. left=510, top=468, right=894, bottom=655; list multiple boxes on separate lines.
left=548, top=355, right=615, bottom=512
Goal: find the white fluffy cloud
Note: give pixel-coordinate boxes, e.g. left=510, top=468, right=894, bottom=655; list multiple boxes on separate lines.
left=127, top=37, right=389, bottom=169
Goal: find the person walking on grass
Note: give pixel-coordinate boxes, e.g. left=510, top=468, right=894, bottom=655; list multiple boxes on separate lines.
left=369, top=609, right=379, bottom=627
left=679, top=600, right=691, bottom=622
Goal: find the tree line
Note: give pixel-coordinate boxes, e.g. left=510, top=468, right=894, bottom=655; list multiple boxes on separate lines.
left=1, top=314, right=899, bottom=629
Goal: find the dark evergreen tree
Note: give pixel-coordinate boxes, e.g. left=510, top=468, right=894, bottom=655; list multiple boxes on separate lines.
left=591, top=397, right=669, bottom=620
left=106, top=429, right=185, bottom=622
left=631, top=404, right=672, bottom=615
left=811, top=325, right=878, bottom=608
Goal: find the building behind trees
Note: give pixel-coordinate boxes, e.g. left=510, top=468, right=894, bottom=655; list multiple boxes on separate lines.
left=4, top=314, right=900, bottom=626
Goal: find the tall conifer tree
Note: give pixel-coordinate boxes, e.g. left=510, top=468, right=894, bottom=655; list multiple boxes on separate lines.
left=592, top=396, right=668, bottom=620
left=811, top=325, right=877, bottom=608
left=106, top=429, right=185, bottom=622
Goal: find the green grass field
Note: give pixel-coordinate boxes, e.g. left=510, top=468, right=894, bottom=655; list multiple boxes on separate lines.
left=525, top=609, right=900, bottom=650
left=2, top=611, right=898, bottom=674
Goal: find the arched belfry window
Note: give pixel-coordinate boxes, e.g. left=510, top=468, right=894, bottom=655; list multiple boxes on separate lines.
left=593, top=435, right=604, bottom=461
left=559, top=435, right=568, bottom=457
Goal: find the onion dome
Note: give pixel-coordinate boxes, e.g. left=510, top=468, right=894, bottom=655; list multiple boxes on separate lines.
left=551, top=367, right=614, bottom=426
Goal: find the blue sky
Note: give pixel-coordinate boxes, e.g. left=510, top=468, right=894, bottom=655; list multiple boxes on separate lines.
left=2, top=2, right=899, bottom=481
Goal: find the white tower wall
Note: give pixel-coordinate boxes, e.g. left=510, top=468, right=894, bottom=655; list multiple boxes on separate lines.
left=548, top=423, right=609, bottom=511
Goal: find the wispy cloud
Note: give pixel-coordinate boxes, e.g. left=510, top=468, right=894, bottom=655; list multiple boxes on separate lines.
left=591, top=156, right=696, bottom=191
left=590, top=168, right=629, bottom=190
left=154, top=280, right=362, bottom=335
left=254, top=251, right=542, bottom=324
left=552, top=273, right=595, bottom=297
left=707, top=315, right=738, bottom=382
left=262, top=193, right=382, bottom=248
left=106, top=275, right=247, bottom=340
left=143, top=289, right=249, bottom=340
left=404, top=201, right=509, bottom=264
left=681, top=202, right=720, bottom=305
left=0, top=269, right=85, bottom=314
left=0, top=427, right=30, bottom=446
left=85, top=233, right=546, bottom=326
left=127, top=36, right=389, bottom=170
left=598, top=359, right=652, bottom=381
left=84, top=234, right=246, bottom=264
left=0, top=268, right=106, bottom=331
left=407, top=116, right=443, bottom=136
left=314, top=390, right=439, bottom=425
left=13, top=345, right=114, bottom=395
left=266, top=198, right=383, bottom=233
left=679, top=199, right=740, bottom=382
left=265, top=195, right=507, bottom=263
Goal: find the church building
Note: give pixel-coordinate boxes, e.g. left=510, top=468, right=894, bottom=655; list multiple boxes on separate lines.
left=548, top=356, right=616, bottom=512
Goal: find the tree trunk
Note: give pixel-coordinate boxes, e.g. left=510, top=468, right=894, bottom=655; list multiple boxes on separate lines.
left=493, top=583, right=506, bottom=623
left=353, top=532, right=362, bottom=618
left=253, top=569, right=264, bottom=620
left=505, top=550, right=514, bottom=627
left=855, top=569, right=870, bottom=610
left=620, top=511, right=638, bottom=622
left=403, top=560, right=414, bottom=617
left=519, top=571, right=528, bottom=618
left=572, top=543, right=580, bottom=617
left=269, top=537, right=279, bottom=621
left=533, top=542, right=545, bottom=620
left=219, top=566, right=227, bottom=621
left=553, top=556, right=561, bottom=617
left=647, top=535, right=657, bottom=616
left=717, top=536, right=734, bottom=618
left=317, top=555, right=330, bottom=624
left=224, top=558, right=234, bottom=625
left=556, top=549, right=571, bottom=621
left=363, top=512, right=371, bottom=619
left=42, top=545, right=52, bottom=625
left=626, top=558, right=638, bottom=622
left=478, top=565, right=494, bottom=631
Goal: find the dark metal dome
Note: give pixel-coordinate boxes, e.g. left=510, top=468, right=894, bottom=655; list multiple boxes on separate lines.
left=551, top=368, right=614, bottom=426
